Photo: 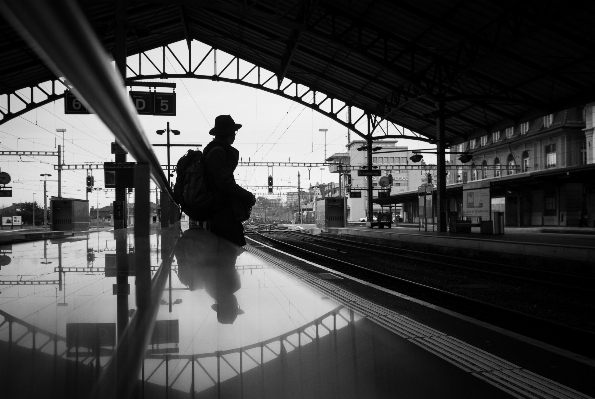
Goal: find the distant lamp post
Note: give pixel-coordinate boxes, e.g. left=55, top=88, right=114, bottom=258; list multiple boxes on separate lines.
left=319, top=129, right=328, bottom=161
left=156, top=122, right=180, bottom=185
left=40, top=173, right=51, bottom=227
left=56, top=128, right=66, bottom=198
left=92, top=187, right=101, bottom=229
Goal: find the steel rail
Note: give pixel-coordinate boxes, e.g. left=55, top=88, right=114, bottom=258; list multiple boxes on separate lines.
left=273, top=230, right=595, bottom=293
left=0, top=0, right=171, bottom=196
left=248, top=232, right=595, bottom=358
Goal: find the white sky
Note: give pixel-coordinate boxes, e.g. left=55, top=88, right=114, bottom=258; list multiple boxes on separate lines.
left=0, top=40, right=435, bottom=209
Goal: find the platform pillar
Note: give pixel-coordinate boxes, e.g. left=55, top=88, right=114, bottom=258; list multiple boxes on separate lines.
left=366, top=123, right=373, bottom=223
left=135, top=163, right=152, bottom=310
left=436, top=96, right=447, bottom=232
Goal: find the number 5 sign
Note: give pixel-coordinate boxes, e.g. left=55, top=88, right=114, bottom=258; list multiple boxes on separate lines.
left=153, top=92, right=176, bottom=116
left=64, top=91, right=90, bottom=114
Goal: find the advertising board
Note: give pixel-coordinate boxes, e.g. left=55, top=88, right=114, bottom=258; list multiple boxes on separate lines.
left=463, top=188, right=490, bottom=219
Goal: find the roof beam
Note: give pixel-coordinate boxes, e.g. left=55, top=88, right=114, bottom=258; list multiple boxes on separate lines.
left=178, top=5, right=191, bottom=50
left=277, top=0, right=314, bottom=87
left=199, top=8, right=466, bottom=141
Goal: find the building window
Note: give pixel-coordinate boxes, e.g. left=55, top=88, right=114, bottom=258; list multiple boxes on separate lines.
left=494, top=157, right=501, bottom=177
left=493, top=131, right=500, bottom=142
left=580, top=141, right=587, bottom=166
left=390, top=157, right=395, bottom=163
left=482, top=160, right=488, bottom=179
left=456, top=167, right=463, bottom=183
left=400, top=157, right=407, bottom=163
left=505, top=127, right=513, bottom=139
left=545, top=144, right=556, bottom=169
left=522, top=151, right=530, bottom=172
left=520, top=122, right=529, bottom=135
left=480, top=135, right=488, bottom=146
left=507, top=154, right=516, bottom=175
left=544, top=189, right=557, bottom=216
left=372, top=157, right=377, bottom=163
left=471, top=163, right=477, bottom=181
left=543, top=114, right=553, bottom=128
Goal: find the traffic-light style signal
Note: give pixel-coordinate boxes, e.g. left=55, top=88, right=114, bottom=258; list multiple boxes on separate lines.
left=347, top=174, right=352, bottom=185
left=427, top=173, right=433, bottom=184
left=268, top=175, right=273, bottom=194
left=86, top=175, right=94, bottom=187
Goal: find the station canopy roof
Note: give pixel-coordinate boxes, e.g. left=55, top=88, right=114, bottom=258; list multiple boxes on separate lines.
left=2, top=0, right=594, bottom=146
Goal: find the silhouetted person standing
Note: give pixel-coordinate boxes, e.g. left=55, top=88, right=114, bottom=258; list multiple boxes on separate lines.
left=203, top=115, right=255, bottom=246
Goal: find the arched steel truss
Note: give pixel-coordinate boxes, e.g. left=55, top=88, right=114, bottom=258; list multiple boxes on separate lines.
left=1, top=42, right=431, bottom=143
left=0, top=79, right=68, bottom=126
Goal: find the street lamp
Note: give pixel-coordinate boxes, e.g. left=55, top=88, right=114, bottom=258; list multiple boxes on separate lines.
left=156, top=122, right=180, bottom=185
left=92, top=187, right=102, bottom=229
left=319, top=129, right=328, bottom=161
left=56, top=128, right=65, bottom=198
left=40, top=174, right=51, bottom=227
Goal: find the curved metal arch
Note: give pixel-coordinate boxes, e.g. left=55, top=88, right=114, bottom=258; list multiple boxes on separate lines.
left=126, top=43, right=433, bottom=143
left=1, top=42, right=433, bottom=144
left=0, top=80, right=67, bottom=126
left=127, top=73, right=432, bottom=144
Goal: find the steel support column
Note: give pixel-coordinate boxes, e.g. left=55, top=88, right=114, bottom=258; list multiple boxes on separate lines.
left=135, top=163, right=151, bottom=310
left=115, top=0, right=130, bottom=336
left=57, top=145, right=62, bottom=198
left=436, top=96, right=447, bottom=232
left=114, top=1, right=127, bottom=231
left=161, top=190, right=170, bottom=228
left=366, top=123, right=373, bottom=222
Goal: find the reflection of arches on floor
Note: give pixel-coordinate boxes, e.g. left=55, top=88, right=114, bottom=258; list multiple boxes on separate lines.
left=141, top=306, right=354, bottom=395
left=0, top=305, right=354, bottom=397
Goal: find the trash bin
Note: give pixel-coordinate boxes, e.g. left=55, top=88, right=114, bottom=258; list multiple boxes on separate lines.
left=480, top=220, right=493, bottom=234
left=493, top=211, right=504, bottom=234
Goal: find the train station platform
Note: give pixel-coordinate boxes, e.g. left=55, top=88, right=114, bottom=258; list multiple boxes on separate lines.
left=326, top=226, right=595, bottom=269
left=1, top=224, right=594, bottom=398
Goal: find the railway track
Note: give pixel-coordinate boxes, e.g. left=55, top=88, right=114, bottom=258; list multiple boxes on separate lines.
left=259, top=230, right=595, bottom=293
left=246, top=230, right=595, bottom=358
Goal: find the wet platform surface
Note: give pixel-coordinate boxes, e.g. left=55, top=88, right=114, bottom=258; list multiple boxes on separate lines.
left=1, top=225, right=593, bottom=398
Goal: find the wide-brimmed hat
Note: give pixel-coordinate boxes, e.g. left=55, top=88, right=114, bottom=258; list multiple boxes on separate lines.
left=209, top=115, right=242, bottom=136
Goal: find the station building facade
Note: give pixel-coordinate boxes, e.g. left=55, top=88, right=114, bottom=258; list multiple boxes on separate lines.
left=377, top=104, right=595, bottom=227
left=326, top=140, right=425, bottom=222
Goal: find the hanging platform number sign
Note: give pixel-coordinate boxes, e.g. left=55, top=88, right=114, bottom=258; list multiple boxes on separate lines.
left=129, top=91, right=153, bottom=115
left=129, top=91, right=176, bottom=116
left=153, top=92, right=176, bottom=116
left=64, top=91, right=90, bottom=114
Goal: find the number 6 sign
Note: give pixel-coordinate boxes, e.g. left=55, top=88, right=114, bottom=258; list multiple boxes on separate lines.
left=64, top=91, right=90, bottom=114
left=153, top=93, right=176, bottom=116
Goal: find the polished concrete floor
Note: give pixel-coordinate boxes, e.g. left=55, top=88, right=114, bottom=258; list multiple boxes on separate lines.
left=0, top=226, right=589, bottom=398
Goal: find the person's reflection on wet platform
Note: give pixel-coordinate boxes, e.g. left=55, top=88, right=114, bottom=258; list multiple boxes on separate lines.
left=175, top=227, right=244, bottom=324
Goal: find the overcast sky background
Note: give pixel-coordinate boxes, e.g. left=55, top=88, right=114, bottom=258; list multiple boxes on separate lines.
left=0, top=40, right=436, bottom=209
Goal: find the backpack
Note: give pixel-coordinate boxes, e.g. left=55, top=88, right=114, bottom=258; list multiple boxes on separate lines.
left=173, top=149, right=213, bottom=221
